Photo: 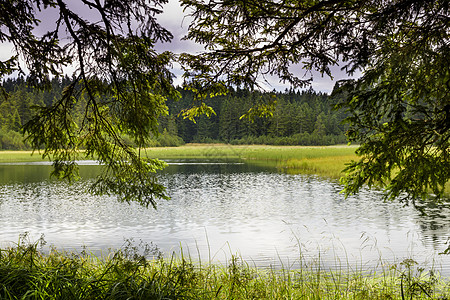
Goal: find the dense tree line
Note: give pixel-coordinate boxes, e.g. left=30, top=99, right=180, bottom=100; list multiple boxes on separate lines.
left=0, top=77, right=347, bottom=150
left=167, top=88, right=347, bottom=145
left=0, top=77, right=182, bottom=150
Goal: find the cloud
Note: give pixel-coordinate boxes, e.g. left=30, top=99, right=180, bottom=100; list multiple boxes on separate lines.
left=156, top=0, right=204, bottom=54
left=0, top=0, right=359, bottom=93
left=0, top=43, right=14, bottom=61
left=156, top=1, right=359, bottom=94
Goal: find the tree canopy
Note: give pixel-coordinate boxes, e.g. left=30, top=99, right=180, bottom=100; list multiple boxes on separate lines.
left=1, top=0, right=179, bottom=207
left=181, top=0, right=450, bottom=202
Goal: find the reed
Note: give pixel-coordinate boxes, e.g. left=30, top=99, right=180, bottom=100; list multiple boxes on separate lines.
left=1, top=234, right=448, bottom=299
left=0, top=145, right=358, bottom=179
left=0, top=145, right=356, bottom=160
left=143, top=143, right=358, bottom=160
left=141, top=144, right=358, bottom=179
left=279, top=155, right=358, bottom=179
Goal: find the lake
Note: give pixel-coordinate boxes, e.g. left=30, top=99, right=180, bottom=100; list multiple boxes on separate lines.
left=1, top=159, right=449, bottom=274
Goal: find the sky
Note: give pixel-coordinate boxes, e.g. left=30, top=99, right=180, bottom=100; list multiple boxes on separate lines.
left=155, top=0, right=360, bottom=94
left=0, top=0, right=359, bottom=94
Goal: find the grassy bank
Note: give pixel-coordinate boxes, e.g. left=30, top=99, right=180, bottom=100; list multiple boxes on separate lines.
left=0, top=144, right=358, bottom=178
left=0, top=150, right=49, bottom=163
left=142, top=143, right=357, bottom=160
left=143, top=144, right=358, bottom=179
left=1, top=236, right=448, bottom=300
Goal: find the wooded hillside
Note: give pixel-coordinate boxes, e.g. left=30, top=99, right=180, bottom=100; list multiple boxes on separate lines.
left=0, top=77, right=347, bottom=150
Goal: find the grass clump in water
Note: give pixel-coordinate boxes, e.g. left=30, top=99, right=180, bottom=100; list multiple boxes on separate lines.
left=1, top=234, right=449, bottom=299
left=141, top=144, right=359, bottom=179
left=280, top=155, right=358, bottom=179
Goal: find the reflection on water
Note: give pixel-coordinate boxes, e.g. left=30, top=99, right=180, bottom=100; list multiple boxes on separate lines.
left=0, top=160, right=449, bottom=274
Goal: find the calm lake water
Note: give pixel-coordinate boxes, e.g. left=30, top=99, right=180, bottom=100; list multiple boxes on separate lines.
left=1, top=160, right=450, bottom=274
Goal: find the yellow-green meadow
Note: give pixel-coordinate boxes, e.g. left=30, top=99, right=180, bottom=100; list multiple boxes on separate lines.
left=0, top=144, right=358, bottom=179
left=144, top=143, right=358, bottom=179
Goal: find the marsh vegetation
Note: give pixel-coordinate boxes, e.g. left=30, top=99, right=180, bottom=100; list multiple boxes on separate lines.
left=1, top=234, right=449, bottom=300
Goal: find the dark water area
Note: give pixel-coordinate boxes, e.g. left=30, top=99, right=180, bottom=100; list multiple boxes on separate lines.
left=0, top=160, right=449, bottom=275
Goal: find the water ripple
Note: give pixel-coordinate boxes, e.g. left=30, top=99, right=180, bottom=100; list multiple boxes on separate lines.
left=0, top=162, right=449, bottom=274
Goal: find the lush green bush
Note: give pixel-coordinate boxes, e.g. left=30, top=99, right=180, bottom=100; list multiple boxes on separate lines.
left=114, top=130, right=185, bottom=148
left=191, top=136, right=222, bottom=144
left=0, top=129, right=30, bottom=150
left=155, top=129, right=185, bottom=147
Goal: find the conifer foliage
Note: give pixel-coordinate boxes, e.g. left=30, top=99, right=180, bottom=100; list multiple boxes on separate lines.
left=181, top=0, right=450, bottom=201
left=1, top=0, right=178, bottom=207
left=2, top=0, right=449, bottom=203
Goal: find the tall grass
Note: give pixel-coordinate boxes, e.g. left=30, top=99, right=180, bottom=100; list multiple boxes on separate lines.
left=0, top=144, right=357, bottom=179
left=140, top=144, right=358, bottom=179
left=1, top=234, right=448, bottom=299
left=0, top=150, right=50, bottom=163
left=280, top=155, right=358, bottom=179
left=0, top=144, right=356, bottom=160
left=142, top=143, right=358, bottom=160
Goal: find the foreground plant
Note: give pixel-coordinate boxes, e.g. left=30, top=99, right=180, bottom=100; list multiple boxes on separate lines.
left=0, top=234, right=449, bottom=299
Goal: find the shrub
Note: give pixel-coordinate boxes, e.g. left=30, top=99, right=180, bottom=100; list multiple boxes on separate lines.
left=0, top=129, right=29, bottom=150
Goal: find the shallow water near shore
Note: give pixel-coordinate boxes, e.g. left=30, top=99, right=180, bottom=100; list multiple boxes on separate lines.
left=0, top=159, right=449, bottom=275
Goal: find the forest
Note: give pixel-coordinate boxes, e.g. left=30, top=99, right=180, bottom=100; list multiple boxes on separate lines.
left=0, top=77, right=348, bottom=150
